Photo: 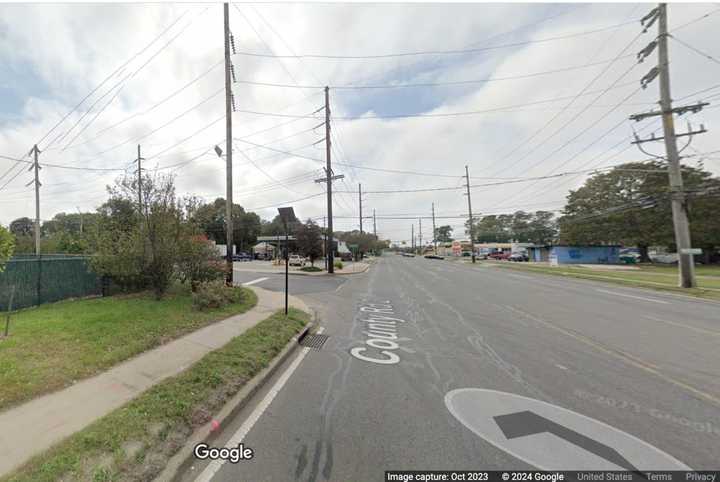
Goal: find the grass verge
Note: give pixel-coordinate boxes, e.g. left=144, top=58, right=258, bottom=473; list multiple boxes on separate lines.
left=0, top=285, right=257, bottom=411
left=1, top=308, right=309, bottom=482
left=492, top=262, right=720, bottom=301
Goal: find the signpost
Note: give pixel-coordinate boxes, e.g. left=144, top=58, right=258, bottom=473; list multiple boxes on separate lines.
left=277, top=207, right=295, bottom=316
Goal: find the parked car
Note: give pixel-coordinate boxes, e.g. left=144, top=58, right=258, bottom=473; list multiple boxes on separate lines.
left=424, top=254, right=444, bottom=260
left=232, top=252, right=253, bottom=262
left=509, top=253, right=529, bottom=262
left=288, top=255, right=305, bottom=266
left=488, top=251, right=511, bottom=260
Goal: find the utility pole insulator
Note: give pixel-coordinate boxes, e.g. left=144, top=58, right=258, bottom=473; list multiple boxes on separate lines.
left=640, top=66, right=659, bottom=89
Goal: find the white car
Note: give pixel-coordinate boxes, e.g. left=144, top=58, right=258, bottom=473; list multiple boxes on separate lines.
left=288, top=255, right=305, bottom=266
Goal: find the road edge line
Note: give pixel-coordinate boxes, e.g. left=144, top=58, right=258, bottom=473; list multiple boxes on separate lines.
left=155, top=321, right=316, bottom=482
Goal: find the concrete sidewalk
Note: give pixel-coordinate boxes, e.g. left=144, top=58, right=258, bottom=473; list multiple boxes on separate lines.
left=0, top=287, right=308, bottom=478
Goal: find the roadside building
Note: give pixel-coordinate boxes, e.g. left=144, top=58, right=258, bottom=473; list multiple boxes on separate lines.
left=527, top=245, right=621, bottom=264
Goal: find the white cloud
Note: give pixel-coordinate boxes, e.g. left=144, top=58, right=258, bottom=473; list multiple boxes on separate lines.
left=1, top=2, right=718, bottom=244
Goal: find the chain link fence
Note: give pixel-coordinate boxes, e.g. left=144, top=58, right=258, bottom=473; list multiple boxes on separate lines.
left=0, top=254, right=102, bottom=311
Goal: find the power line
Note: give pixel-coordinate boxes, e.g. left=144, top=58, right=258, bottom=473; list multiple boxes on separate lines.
left=231, top=55, right=636, bottom=90
left=670, top=35, right=720, bottom=66
left=35, top=9, right=191, bottom=150
left=230, top=19, right=638, bottom=60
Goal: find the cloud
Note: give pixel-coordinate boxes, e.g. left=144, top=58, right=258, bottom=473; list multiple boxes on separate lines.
left=0, top=3, right=718, bottom=244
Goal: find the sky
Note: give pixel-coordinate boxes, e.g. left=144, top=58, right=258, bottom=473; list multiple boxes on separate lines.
left=1, top=2, right=719, bottom=245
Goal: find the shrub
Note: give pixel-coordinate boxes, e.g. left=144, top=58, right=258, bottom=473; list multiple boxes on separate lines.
left=192, top=280, right=245, bottom=311
left=0, top=225, right=15, bottom=272
left=300, top=266, right=322, bottom=272
left=178, top=235, right=227, bottom=291
left=334, top=260, right=343, bottom=270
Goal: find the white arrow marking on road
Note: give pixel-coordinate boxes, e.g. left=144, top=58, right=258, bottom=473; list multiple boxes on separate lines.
left=242, top=277, right=269, bottom=286
left=194, top=327, right=324, bottom=482
left=595, top=288, right=669, bottom=304
left=445, top=388, right=691, bottom=470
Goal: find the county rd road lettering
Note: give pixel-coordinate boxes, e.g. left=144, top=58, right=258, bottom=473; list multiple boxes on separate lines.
left=185, top=256, right=719, bottom=482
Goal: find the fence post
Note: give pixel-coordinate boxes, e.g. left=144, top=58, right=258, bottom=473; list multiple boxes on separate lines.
left=4, top=285, right=15, bottom=338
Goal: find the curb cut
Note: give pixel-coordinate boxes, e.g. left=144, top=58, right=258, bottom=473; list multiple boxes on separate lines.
left=156, top=321, right=315, bottom=482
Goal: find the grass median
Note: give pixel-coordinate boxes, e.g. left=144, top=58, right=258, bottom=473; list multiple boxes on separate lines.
left=491, top=262, right=720, bottom=300
left=2, top=307, right=309, bottom=482
left=0, top=284, right=257, bottom=411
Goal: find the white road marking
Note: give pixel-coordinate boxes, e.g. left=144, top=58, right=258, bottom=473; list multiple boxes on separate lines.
left=241, top=277, right=268, bottom=286
left=194, top=327, right=324, bottom=482
left=643, top=315, right=720, bottom=336
left=555, top=364, right=569, bottom=370
left=594, top=288, right=669, bottom=304
left=507, top=273, right=534, bottom=280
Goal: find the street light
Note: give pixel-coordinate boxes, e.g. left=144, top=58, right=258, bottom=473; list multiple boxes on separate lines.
left=277, top=206, right=295, bottom=315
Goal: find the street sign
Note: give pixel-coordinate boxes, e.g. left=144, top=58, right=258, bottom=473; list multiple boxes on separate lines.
left=445, top=388, right=690, bottom=470
left=680, top=248, right=702, bottom=255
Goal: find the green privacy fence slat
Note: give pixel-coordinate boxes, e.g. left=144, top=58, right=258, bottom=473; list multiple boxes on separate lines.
left=0, top=255, right=102, bottom=311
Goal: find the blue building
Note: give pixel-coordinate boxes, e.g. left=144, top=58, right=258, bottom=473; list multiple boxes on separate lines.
left=528, top=245, right=621, bottom=264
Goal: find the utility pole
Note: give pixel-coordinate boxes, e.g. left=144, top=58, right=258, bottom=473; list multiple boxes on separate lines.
left=630, top=4, right=708, bottom=288
left=431, top=202, right=437, bottom=254
left=373, top=209, right=377, bottom=237
left=322, top=216, right=327, bottom=271
left=314, top=87, right=344, bottom=273
left=30, top=145, right=41, bottom=255
left=418, top=217, right=422, bottom=254
left=223, top=3, right=234, bottom=285
left=76, top=207, right=83, bottom=234
left=411, top=224, right=414, bottom=253
left=359, top=183, right=363, bottom=233
left=464, top=165, right=476, bottom=263
left=136, top=144, right=144, bottom=215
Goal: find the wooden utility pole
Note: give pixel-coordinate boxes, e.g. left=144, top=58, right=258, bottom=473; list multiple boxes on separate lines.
left=431, top=202, right=437, bottom=254
left=657, top=3, right=694, bottom=288
left=411, top=224, right=414, bottom=252
left=30, top=145, right=41, bottom=255
left=373, top=209, right=376, bottom=237
left=223, top=3, right=234, bottom=284
left=359, top=183, right=363, bottom=233
left=325, top=86, right=334, bottom=273
left=465, top=165, right=476, bottom=263
left=136, top=144, right=144, bottom=215
left=418, top=217, right=422, bottom=254
left=630, top=4, right=708, bottom=288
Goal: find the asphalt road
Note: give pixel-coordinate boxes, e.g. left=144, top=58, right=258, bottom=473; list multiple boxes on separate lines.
left=186, top=256, right=720, bottom=481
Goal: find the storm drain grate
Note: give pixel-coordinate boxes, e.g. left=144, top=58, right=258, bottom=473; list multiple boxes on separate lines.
left=300, top=333, right=329, bottom=350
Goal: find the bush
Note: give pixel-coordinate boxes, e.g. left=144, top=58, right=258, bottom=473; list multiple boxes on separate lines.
left=0, top=225, right=15, bottom=272
left=300, top=266, right=322, bottom=272
left=192, top=280, right=245, bottom=311
left=334, top=260, right=343, bottom=270
left=178, top=235, right=227, bottom=291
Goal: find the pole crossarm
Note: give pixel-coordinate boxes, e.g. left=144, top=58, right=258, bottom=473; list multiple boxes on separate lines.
left=629, top=101, right=709, bottom=121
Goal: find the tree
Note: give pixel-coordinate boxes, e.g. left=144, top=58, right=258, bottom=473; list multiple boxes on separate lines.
left=192, top=198, right=262, bottom=252
left=9, top=217, right=33, bottom=237
left=177, top=234, right=227, bottom=291
left=92, top=173, right=201, bottom=298
left=0, top=225, right=14, bottom=272
left=559, top=161, right=720, bottom=262
left=435, top=225, right=453, bottom=242
left=295, top=219, right=323, bottom=266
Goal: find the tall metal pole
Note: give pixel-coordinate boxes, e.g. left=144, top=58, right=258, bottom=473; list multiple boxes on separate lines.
left=373, top=209, right=376, bottom=237
left=32, top=145, right=41, bottom=255
left=223, top=3, right=234, bottom=285
left=657, top=3, right=695, bottom=288
left=431, top=202, right=437, bottom=254
left=359, top=183, right=363, bottom=233
left=284, top=229, right=289, bottom=315
left=465, top=165, right=476, bottom=263
left=411, top=224, right=414, bottom=252
left=325, top=86, right=334, bottom=273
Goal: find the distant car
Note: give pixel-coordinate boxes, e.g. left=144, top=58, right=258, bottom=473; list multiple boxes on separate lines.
left=424, top=254, right=444, bottom=260
left=340, top=252, right=353, bottom=261
left=288, top=255, right=305, bottom=266
left=509, top=253, right=529, bottom=262
left=401, top=252, right=415, bottom=257
left=233, top=252, right=252, bottom=262
left=488, top=251, right=510, bottom=260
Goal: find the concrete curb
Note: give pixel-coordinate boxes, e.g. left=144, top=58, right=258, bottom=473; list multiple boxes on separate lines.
left=156, top=321, right=315, bottom=482
left=236, top=263, right=370, bottom=277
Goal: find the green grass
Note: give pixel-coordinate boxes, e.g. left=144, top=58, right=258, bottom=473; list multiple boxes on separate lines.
left=492, top=262, right=720, bottom=301
left=1, top=308, right=309, bottom=482
left=300, top=266, right=322, bottom=272
left=0, top=285, right=257, bottom=411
